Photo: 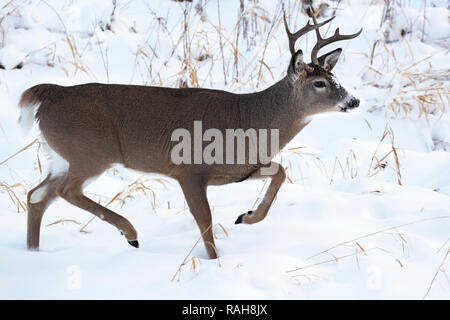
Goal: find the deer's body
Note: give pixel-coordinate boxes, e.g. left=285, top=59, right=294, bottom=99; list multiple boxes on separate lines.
left=19, top=12, right=361, bottom=259
left=26, top=80, right=301, bottom=181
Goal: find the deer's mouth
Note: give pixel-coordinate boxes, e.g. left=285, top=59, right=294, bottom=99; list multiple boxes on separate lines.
left=339, top=102, right=359, bottom=113
left=339, top=97, right=360, bottom=112
left=339, top=106, right=353, bottom=113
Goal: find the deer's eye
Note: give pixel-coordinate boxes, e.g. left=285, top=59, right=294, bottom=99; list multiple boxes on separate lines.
left=313, top=81, right=326, bottom=88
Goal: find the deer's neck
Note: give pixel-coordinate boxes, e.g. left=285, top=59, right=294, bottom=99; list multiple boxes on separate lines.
left=244, top=77, right=308, bottom=150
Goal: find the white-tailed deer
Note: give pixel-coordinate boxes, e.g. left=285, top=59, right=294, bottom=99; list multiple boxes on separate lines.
left=18, top=12, right=361, bottom=259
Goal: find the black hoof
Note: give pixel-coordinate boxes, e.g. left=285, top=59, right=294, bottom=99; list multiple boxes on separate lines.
left=127, top=240, right=139, bottom=248
left=235, top=211, right=253, bottom=224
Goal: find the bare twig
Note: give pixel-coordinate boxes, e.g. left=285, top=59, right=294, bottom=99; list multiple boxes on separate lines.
left=423, top=247, right=450, bottom=299
left=305, top=216, right=450, bottom=261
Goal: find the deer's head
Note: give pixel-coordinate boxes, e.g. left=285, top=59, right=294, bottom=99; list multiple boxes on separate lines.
left=284, top=12, right=362, bottom=115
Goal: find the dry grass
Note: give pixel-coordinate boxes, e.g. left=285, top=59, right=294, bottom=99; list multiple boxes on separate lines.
left=280, top=146, right=327, bottom=184
left=46, top=219, right=81, bottom=227
left=171, top=222, right=226, bottom=282
left=41, top=0, right=90, bottom=77
left=365, top=0, right=449, bottom=120
left=329, top=150, right=358, bottom=184
left=0, top=1, right=91, bottom=73
left=423, top=246, right=450, bottom=299
left=367, top=124, right=402, bottom=185
left=302, top=215, right=450, bottom=262
left=280, top=145, right=360, bottom=186
left=288, top=247, right=401, bottom=274
left=133, top=0, right=284, bottom=91
left=286, top=216, right=450, bottom=286
left=0, top=138, right=39, bottom=167
left=0, top=1, right=24, bottom=56
left=367, top=66, right=450, bottom=120
left=107, top=175, right=169, bottom=211
left=0, top=181, right=27, bottom=212
left=0, top=138, right=41, bottom=212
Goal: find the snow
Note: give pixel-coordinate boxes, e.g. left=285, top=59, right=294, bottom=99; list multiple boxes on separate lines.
left=0, top=0, right=449, bottom=299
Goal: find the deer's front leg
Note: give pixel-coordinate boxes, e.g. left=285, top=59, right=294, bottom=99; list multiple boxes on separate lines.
left=178, top=176, right=218, bottom=259
left=235, top=162, right=286, bottom=225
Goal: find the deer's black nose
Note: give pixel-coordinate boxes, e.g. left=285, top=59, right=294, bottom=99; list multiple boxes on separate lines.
left=347, top=97, right=360, bottom=109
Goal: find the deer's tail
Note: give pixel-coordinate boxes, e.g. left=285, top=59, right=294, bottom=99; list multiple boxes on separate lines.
left=18, top=84, right=57, bottom=135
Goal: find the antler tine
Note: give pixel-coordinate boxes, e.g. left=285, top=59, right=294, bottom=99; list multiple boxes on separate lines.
left=310, top=8, right=362, bottom=65
left=283, top=10, right=335, bottom=55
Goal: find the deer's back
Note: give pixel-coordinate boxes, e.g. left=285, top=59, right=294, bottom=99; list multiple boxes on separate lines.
left=28, top=83, right=257, bottom=179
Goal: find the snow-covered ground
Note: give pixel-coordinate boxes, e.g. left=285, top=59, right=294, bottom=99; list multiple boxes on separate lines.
left=0, top=0, right=449, bottom=299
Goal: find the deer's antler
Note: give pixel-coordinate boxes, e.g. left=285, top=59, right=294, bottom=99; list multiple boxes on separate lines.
left=283, top=11, right=335, bottom=55
left=309, top=9, right=362, bottom=65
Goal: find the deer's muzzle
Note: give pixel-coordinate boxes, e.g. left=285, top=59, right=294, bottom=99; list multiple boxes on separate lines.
left=340, top=97, right=360, bottom=112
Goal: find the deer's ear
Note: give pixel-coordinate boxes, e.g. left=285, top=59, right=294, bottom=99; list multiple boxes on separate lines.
left=318, top=48, right=342, bottom=71
left=288, top=50, right=312, bottom=82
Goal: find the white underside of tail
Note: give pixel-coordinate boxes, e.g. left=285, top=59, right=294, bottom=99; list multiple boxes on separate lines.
left=28, top=138, right=70, bottom=204
left=19, top=100, right=70, bottom=177
left=18, top=102, right=40, bottom=135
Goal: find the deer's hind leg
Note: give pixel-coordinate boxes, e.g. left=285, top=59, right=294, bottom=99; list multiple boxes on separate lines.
left=235, top=162, right=286, bottom=225
left=27, top=174, right=65, bottom=250
left=56, top=164, right=139, bottom=248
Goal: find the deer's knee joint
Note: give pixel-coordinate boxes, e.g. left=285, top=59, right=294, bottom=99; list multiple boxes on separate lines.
left=56, top=183, right=80, bottom=201
left=55, top=184, right=67, bottom=198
